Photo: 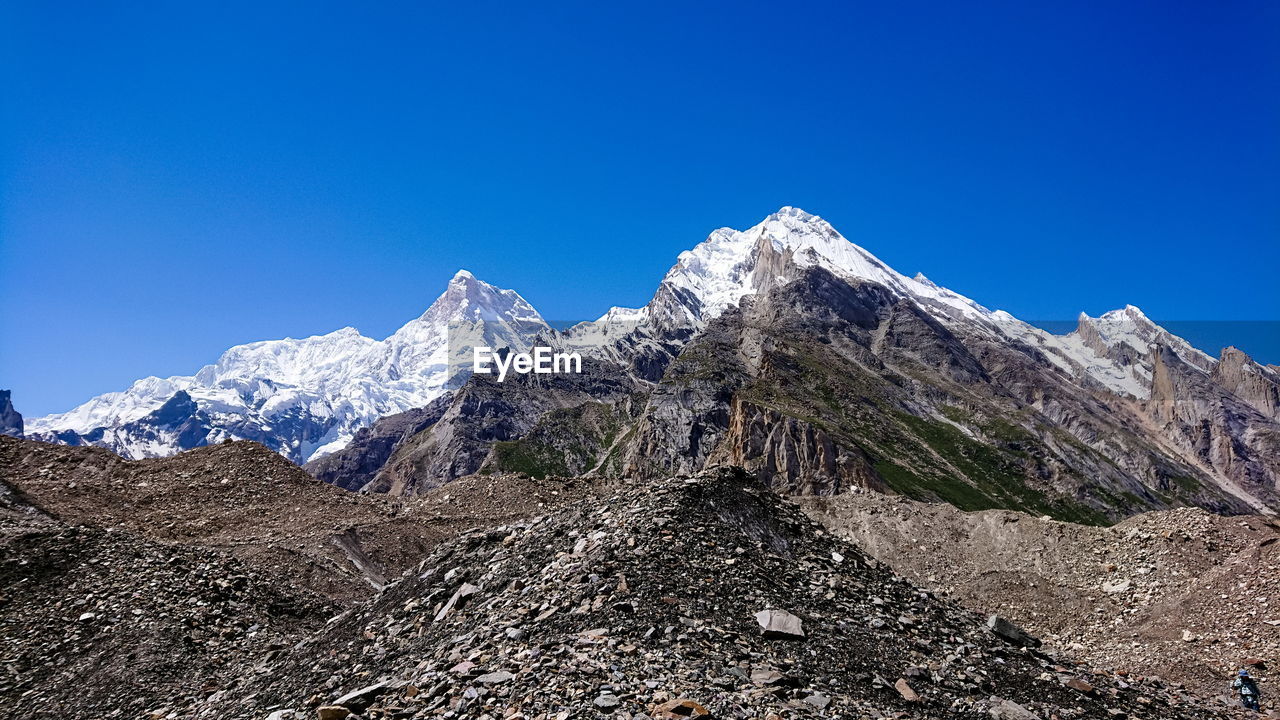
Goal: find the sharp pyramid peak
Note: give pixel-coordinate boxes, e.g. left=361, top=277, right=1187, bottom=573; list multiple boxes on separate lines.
left=769, top=205, right=820, bottom=221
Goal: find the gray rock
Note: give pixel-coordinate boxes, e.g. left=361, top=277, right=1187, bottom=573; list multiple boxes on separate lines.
left=989, top=698, right=1039, bottom=720
left=334, top=680, right=398, bottom=713
left=0, top=390, right=22, bottom=438
left=804, top=692, right=831, bottom=709
left=755, top=608, right=805, bottom=638
left=477, top=670, right=515, bottom=684
left=987, top=614, right=1040, bottom=648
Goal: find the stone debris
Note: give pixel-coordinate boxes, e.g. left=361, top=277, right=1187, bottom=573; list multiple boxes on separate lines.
left=988, top=698, right=1040, bottom=720
left=0, top=521, right=333, bottom=719
left=0, top=435, right=1238, bottom=720
left=803, top=490, right=1280, bottom=699
left=178, top=468, right=1222, bottom=720
left=333, top=681, right=398, bottom=712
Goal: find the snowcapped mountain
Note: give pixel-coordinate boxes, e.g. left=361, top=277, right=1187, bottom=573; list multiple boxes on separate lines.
left=27, top=271, right=550, bottom=462
left=570, top=206, right=1212, bottom=399
left=31, top=204, right=1272, bottom=513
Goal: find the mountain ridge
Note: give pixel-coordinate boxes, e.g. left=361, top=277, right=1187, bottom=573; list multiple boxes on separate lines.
left=26, top=206, right=1280, bottom=520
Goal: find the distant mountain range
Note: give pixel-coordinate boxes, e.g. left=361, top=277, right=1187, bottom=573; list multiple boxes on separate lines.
left=26, top=270, right=550, bottom=462
left=26, top=207, right=1280, bottom=519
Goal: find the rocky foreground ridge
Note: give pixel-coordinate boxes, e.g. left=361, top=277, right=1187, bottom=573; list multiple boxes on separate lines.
left=196, top=467, right=1227, bottom=720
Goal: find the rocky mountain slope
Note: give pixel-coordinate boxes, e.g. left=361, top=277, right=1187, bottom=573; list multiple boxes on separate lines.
left=800, top=490, right=1280, bottom=703
left=612, top=265, right=1274, bottom=520
left=26, top=271, right=551, bottom=463
left=1, top=518, right=336, bottom=719
left=306, top=397, right=454, bottom=491
left=0, top=390, right=21, bottom=438
left=194, top=468, right=1225, bottom=720
left=341, top=359, right=641, bottom=495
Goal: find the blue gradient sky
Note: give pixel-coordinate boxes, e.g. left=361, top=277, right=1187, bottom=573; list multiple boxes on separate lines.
left=2, top=1, right=1278, bottom=417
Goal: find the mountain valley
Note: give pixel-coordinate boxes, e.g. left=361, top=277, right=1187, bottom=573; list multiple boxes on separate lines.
left=5, top=206, right=1278, bottom=718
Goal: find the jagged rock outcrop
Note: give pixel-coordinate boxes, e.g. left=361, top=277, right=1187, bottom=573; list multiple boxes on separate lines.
left=0, top=390, right=22, bottom=438
left=362, top=360, right=639, bottom=495
left=1213, top=346, right=1280, bottom=420
left=1147, top=345, right=1280, bottom=507
left=707, top=397, right=887, bottom=495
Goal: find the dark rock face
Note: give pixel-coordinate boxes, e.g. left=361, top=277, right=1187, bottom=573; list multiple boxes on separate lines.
left=477, top=391, right=649, bottom=479
left=0, top=390, right=22, bottom=438
left=306, top=396, right=452, bottom=491
left=359, top=359, right=640, bottom=495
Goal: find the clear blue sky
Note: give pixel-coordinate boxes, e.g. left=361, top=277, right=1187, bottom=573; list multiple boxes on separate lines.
left=2, top=1, right=1277, bottom=417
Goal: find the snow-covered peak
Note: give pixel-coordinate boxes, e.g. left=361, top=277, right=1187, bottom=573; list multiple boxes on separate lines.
left=1075, top=305, right=1215, bottom=372
left=595, top=306, right=646, bottom=323
left=414, top=269, right=545, bottom=326
left=642, top=207, right=1218, bottom=403
left=648, top=206, right=994, bottom=329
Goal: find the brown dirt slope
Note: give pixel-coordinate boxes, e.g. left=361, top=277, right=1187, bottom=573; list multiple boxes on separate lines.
left=800, top=490, right=1280, bottom=704
left=0, top=435, right=610, bottom=602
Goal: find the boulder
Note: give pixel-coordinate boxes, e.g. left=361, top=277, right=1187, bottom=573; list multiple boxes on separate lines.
left=1064, top=677, right=1095, bottom=694
left=477, top=670, right=515, bottom=684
